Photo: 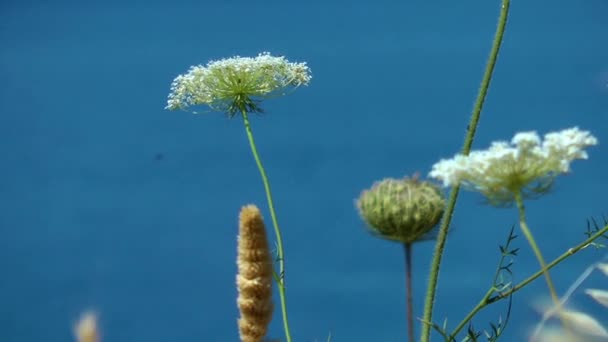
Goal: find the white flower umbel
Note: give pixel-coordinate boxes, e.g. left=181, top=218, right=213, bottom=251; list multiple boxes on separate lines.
left=429, top=127, right=598, bottom=206
left=166, top=52, right=311, bottom=116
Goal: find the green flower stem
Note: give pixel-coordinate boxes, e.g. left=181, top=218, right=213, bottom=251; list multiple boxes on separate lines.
left=514, top=191, right=574, bottom=337
left=420, top=1, right=510, bottom=341
left=404, top=243, right=414, bottom=342
left=241, top=110, right=292, bottom=342
left=514, top=192, right=560, bottom=306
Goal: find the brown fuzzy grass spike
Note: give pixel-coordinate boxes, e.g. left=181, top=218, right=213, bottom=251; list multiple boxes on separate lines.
left=74, top=312, right=99, bottom=342
left=237, top=205, right=274, bottom=342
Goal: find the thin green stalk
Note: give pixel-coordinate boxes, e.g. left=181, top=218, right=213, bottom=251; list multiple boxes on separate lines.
left=514, top=192, right=560, bottom=305
left=420, top=1, right=510, bottom=341
left=241, top=111, right=292, bottom=342
left=404, top=243, right=414, bottom=342
left=514, top=192, right=575, bottom=337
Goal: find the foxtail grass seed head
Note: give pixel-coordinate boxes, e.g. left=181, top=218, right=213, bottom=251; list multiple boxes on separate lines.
left=73, top=311, right=99, bottom=342
left=429, top=127, right=598, bottom=206
left=237, top=205, right=274, bottom=342
left=166, top=52, right=311, bottom=116
left=356, top=175, right=446, bottom=243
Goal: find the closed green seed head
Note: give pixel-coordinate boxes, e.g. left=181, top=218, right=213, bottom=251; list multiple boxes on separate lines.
left=356, top=175, right=446, bottom=243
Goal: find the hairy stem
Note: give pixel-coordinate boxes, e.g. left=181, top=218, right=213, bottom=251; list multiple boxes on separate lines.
left=420, top=1, right=510, bottom=340
left=404, top=243, right=414, bottom=342
left=241, top=111, right=292, bottom=342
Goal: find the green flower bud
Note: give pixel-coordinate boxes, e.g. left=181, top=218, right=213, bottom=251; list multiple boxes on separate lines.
left=356, top=175, right=446, bottom=243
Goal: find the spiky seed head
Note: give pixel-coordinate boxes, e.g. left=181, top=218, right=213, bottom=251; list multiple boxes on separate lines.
left=356, top=175, right=446, bottom=243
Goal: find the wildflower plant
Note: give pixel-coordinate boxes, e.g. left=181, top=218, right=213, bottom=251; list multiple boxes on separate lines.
left=166, top=52, right=311, bottom=342
left=72, top=2, right=605, bottom=342
left=357, top=175, right=446, bottom=341
left=159, top=4, right=608, bottom=342
left=429, top=127, right=598, bottom=330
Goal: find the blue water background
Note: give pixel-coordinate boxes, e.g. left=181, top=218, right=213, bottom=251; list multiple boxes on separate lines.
left=1, top=0, right=607, bottom=341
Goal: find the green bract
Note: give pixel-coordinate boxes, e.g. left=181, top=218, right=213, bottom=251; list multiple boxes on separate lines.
left=165, top=52, right=311, bottom=116
left=357, top=176, right=446, bottom=243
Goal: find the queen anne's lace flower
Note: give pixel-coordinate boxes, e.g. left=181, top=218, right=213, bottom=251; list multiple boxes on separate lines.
left=429, top=127, right=598, bottom=205
left=166, top=52, right=311, bottom=116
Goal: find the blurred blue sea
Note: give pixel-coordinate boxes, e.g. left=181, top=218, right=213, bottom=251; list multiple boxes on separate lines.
left=1, top=0, right=607, bottom=341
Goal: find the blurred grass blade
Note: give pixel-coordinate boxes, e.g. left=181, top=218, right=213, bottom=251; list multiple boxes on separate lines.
left=559, top=310, right=608, bottom=337
left=585, top=288, right=608, bottom=308
left=596, top=263, right=608, bottom=277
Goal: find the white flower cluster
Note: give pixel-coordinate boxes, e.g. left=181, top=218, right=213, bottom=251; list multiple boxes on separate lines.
left=429, top=127, right=598, bottom=205
left=166, top=52, right=311, bottom=114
